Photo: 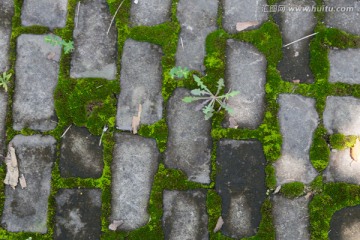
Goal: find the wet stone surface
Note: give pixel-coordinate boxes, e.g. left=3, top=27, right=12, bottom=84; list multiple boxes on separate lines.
left=60, top=126, right=103, bottom=178
left=1, top=135, right=56, bottom=233
left=164, top=88, right=212, bottom=184
left=163, top=190, right=208, bottom=240
left=130, top=0, right=172, bottom=26
left=175, top=0, right=218, bottom=72
left=0, top=0, right=14, bottom=72
left=223, top=40, right=266, bottom=129
left=329, top=48, right=360, bottom=84
left=70, top=0, right=117, bottom=80
left=116, top=39, right=163, bottom=130
left=216, top=140, right=266, bottom=238
left=274, top=94, right=318, bottom=184
left=55, top=189, right=102, bottom=240
left=111, top=133, right=160, bottom=230
left=21, top=0, right=68, bottom=29
left=329, top=205, right=360, bottom=240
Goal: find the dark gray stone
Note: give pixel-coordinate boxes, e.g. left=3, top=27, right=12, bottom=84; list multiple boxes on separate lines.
left=323, top=96, right=360, bottom=135
left=111, top=133, right=160, bottom=230
left=21, top=0, right=68, bottom=29
left=60, top=126, right=103, bottom=178
left=329, top=205, right=360, bottom=240
left=163, top=190, right=208, bottom=240
left=216, top=140, right=266, bottom=238
left=0, top=93, right=6, bottom=157
left=130, top=0, right=172, bottom=26
left=276, top=0, right=316, bottom=83
left=325, top=0, right=360, bottom=35
left=329, top=48, right=360, bottom=84
left=116, top=39, right=163, bottom=130
left=13, top=34, right=61, bottom=131
left=70, top=0, right=117, bottom=80
left=164, top=88, right=212, bottom=184
left=1, top=135, right=56, bottom=233
left=223, top=0, right=268, bottom=33
left=55, top=189, right=102, bottom=240
left=0, top=0, right=14, bottom=72
left=272, top=196, right=310, bottom=240
left=175, top=0, right=218, bottom=72
left=274, top=94, right=318, bottom=184
left=223, top=40, right=266, bottom=129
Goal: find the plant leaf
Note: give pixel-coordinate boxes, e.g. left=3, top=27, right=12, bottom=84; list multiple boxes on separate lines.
left=191, top=88, right=208, bottom=96
left=222, top=90, right=240, bottom=99
left=216, top=78, right=225, bottom=95
left=182, top=96, right=198, bottom=103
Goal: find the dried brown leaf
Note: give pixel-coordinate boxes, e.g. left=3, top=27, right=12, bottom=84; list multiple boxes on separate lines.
left=236, top=21, right=259, bottom=32
left=292, top=79, right=300, bottom=84
left=4, top=144, right=19, bottom=189
left=304, top=192, right=313, bottom=200
left=351, top=138, right=360, bottom=161
left=19, top=174, right=27, bottom=189
left=132, top=104, right=142, bottom=134
left=213, top=216, right=224, bottom=233
left=229, top=117, right=238, bottom=129
left=274, top=185, right=282, bottom=194
left=109, top=220, right=123, bottom=231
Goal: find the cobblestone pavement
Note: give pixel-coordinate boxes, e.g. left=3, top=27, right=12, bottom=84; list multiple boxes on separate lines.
left=1, top=0, right=360, bottom=239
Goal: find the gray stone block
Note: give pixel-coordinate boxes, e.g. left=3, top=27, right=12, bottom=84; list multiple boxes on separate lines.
left=0, top=93, right=7, bottom=157
left=329, top=205, right=360, bottom=240
left=164, top=88, right=212, bottom=184
left=0, top=0, right=14, bottom=72
left=130, top=0, right=172, bottom=26
left=329, top=48, right=360, bottom=84
left=116, top=39, right=163, bottom=130
left=1, top=135, right=56, bottom=233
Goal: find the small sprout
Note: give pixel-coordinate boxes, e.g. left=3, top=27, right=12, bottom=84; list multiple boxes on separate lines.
left=44, top=35, right=74, bottom=54
left=0, top=71, right=12, bottom=92
left=169, top=66, right=190, bottom=79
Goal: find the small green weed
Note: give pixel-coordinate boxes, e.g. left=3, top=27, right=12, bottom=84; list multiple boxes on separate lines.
left=44, top=35, right=74, bottom=54
left=0, top=71, right=11, bottom=92
left=169, top=66, right=190, bottom=79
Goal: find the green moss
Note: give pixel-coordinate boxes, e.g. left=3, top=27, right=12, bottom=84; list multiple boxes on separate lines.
left=265, top=165, right=277, bottom=190
left=280, top=182, right=305, bottom=199
left=310, top=126, right=330, bottom=172
left=310, top=176, right=324, bottom=194
left=330, top=133, right=357, bottom=150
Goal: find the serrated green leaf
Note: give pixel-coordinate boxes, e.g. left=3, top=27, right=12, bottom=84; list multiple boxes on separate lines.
left=222, top=90, right=240, bottom=99
left=216, top=78, right=225, bottom=95
left=182, top=96, right=197, bottom=103
left=191, top=88, right=208, bottom=96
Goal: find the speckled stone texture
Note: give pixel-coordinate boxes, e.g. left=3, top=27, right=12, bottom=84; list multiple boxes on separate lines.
left=329, top=48, right=360, bottom=84
left=164, top=88, right=212, bottom=184
left=70, top=0, right=117, bottom=80
left=329, top=205, right=360, bottom=240
left=130, top=0, right=172, bottom=26
left=13, top=34, right=61, bottom=131
left=1, top=135, right=56, bottom=233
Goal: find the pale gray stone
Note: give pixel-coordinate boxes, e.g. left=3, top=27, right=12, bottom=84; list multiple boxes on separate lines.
left=164, top=88, right=212, bottom=184
left=329, top=206, right=360, bottom=240
left=274, top=94, right=318, bottom=184
left=13, top=34, right=61, bottom=131
left=0, top=0, right=14, bottom=72
left=70, top=0, right=117, bottom=80
left=130, top=0, right=172, bottom=26
left=223, top=40, right=266, bottom=129
left=0, top=93, right=7, bottom=157
left=111, top=133, right=160, bottom=230
left=116, top=39, right=163, bottom=130
left=163, top=190, right=208, bottom=240
left=175, top=0, right=218, bottom=72
left=329, top=48, right=360, bottom=84
left=1, top=135, right=56, bottom=233
left=21, top=0, right=68, bottom=29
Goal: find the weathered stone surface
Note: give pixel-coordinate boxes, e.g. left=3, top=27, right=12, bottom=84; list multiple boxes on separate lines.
left=276, top=0, right=316, bottom=83
left=164, top=88, right=212, bottom=184
left=216, top=140, right=266, bottom=238
left=274, top=94, right=318, bottom=184
left=0, top=93, right=7, bottom=156
left=223, top=40, right=266, bottom=129
left=323, top=96, right=360, bottom=135
left=13, top=34, right=61, bottom=131
left=0, top=0, right=14, bottom=72
left=1, top=135, right=56, bottom=233
left=55, top=189, right=102, bottom=240
left=60, top=126, right=103, bottom=178
left=70, top=0, right=117, bottom=80
left=329, top=48, right=360, bottom=84
left=329, top=205, right=360, bottom=240
left=21, top=0, right=68, bottom=29
left=272, top=196, right=310, bottom=240
left=325, top=0, right=360, bottom=35
left=130, top=0, right=172, bottom=26
left=223, top=0, right=268, bottom=33
left=175, top=0, right=218, bottom=72
left=163, top=190, right=208, bottom=240
left=111, top=133, right=160, bottom=230
left=116, top=39, right=163, bottom=130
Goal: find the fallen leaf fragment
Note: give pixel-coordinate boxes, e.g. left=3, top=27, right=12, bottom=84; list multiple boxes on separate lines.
left=304, top=192, right=313, bottom=200
left=109, top=220, right=123, bottom=231
left=292, top=79, right=300, bottom=84
left=274, top=185, right=282, bottom=194
left=351, top=138, right=360, bottom=161
left=229, top=117, right=238, bottom=129
left=213, top=216, right=224, bottom=233
left=19, top=174, right=27, bottom=189
left=4, top=144, right=19, bottom=189
left=47, top=52, right=56, bottom=60
left=131, top=104, right=142, bottom=134
left=236, top=21, right=259, bottom=32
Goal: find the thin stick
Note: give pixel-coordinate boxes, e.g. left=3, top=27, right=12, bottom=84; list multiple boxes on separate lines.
left=283, top=32, right=318, bottom=48
left=75, top=2, right=81, bottom=28
left=107, top=0, right=125, bottom=35
left=61, top=125, right=72, bottom=138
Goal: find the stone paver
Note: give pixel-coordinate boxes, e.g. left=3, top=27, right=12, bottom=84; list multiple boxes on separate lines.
left=223, top=40, right=266, bottom=129
left=55, top=189, right=102, bottom=240
left=111, top=133, right=160, bottom=230
left=164, top=88, right=212, bottom=184
left=329, top=49, right=360, bottom=84
left=325, top=0, right=360, bottom=35
left=323, top=96, right=360, bottom=135
left=223, top=0, right=268, bottom=33
left=60, top=126, right=103, bottom=178
left=21, top=0, right=68, bottom=29
left=175, top=0, right=218, bottom=72
left=13, top=34, right=61, bottom=131
left=329, top=205, right=360, bottom=240
left=70, top=0, right=117, bottom=80
left=163, top=190, right=208, bottom=240
left=116, top=39, right=163, bottom=130
left=272, top=196, right=310, bottom=240
left=216, top=140, right=266, bottom=238
left=1, top=135, right=56, bottom=233
left=130, top=0, right=172, bottom=26
left=274, top=94, right=318, bottom=184
left=0, top=93, right=7, bottom=157
left=276, top=0, right=316, bottom=83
